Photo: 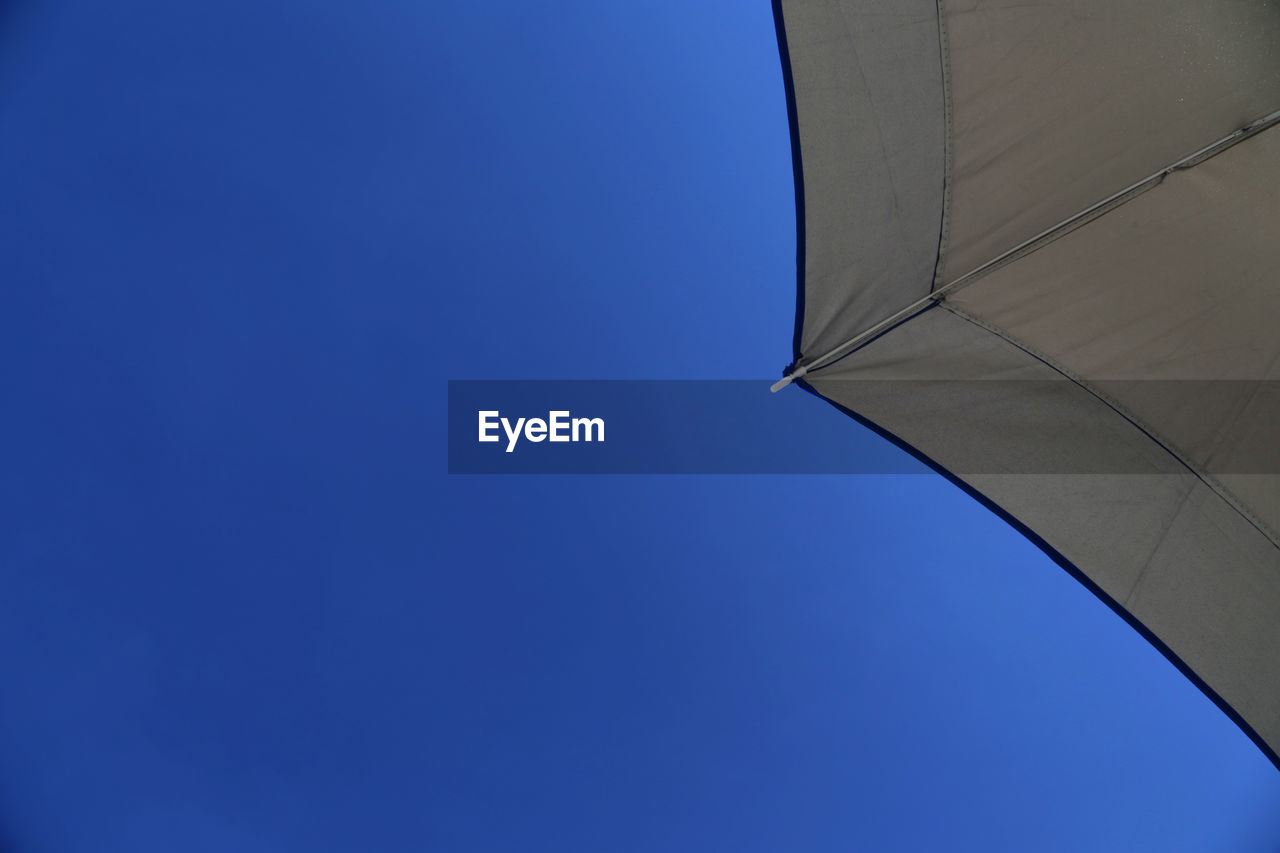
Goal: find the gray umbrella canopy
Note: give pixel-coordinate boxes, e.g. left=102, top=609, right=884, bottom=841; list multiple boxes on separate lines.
left=772, top=0, right=1280, bottom=765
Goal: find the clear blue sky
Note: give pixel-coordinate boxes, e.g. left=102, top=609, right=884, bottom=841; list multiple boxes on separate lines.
left=1, top=1, right=1277, bottom=850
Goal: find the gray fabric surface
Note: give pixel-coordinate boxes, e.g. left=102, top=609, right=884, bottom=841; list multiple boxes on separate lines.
left=809, top=310, right=1280, bottom=758
left=938, top=0, right=1280, bottom=284
left=781, top=0, right=1280, bottom=761
left=951, top=127, right=1280, bottom=537
left=779, top=0, right=946, bottom=361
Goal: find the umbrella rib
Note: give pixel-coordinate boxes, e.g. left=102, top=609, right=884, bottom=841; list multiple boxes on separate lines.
left=773, top=106, right=1280, bottom=393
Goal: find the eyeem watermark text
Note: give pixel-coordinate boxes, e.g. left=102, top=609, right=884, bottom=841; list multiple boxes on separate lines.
left=478, top=411, right=605, bottom=452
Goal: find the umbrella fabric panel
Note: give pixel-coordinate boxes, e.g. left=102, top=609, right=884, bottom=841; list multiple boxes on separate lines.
left=949, top=125, right=1280, bottom=538
left=776, top=0, right=946, bottom=361
left=937, top=0, right=1280, bottom=284
left=807, top=308, right=1280, bottom=762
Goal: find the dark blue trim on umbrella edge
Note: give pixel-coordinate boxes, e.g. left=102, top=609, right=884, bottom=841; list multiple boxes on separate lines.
left=770, top=0, right=806, bottom=371
left=795, top=375, right=1280, bottom=773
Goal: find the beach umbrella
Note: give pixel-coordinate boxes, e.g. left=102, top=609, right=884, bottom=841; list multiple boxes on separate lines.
left=771, top=0, right=1280, bottom=764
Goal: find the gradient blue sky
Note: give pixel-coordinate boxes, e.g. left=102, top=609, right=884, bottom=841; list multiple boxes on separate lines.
left=2, top=1, right=1278, bottom=850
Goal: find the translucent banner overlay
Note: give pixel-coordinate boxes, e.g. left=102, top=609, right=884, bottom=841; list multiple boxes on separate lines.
left=447, top=380, right=1280, bottom=475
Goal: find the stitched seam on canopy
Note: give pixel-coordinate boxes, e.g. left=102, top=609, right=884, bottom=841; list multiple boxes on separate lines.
left=930, top=0, right=954, bottom=294
left=942, top=301, right=1280, bottom=552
